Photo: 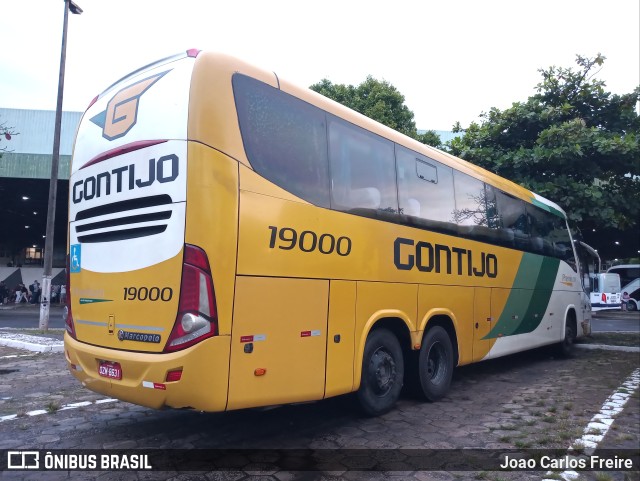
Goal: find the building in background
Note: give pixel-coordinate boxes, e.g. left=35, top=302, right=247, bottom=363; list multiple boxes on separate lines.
left=0, top=108, right=81, bottom=284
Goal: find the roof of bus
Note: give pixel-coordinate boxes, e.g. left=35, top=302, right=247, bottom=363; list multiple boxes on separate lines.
left=192, top=51, right=566, bottom=217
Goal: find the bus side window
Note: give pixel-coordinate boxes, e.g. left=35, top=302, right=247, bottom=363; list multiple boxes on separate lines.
left=395, top=146, right=455, bottom=233
left=493, top=190, right=529, bottom=250
left=328, top=118, right=397, bottom=213
left=233, top=74, right=330, bottom=208
left=526, top=204, right=555, bottom=256
left=452, top=171, right=489, bottom=240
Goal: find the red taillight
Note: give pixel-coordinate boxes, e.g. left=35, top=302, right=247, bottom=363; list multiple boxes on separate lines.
left=602, top=293, right=607, bottom=303
left=164, top=245, right=217, bottom=352
left=65, top=255, right=76, bottom=339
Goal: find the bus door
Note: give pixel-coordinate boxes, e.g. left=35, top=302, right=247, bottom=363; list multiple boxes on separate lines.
left=227, top=276, right=329, bottom=410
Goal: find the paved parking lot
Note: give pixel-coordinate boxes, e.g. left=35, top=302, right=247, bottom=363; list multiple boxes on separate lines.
left=0, top=334, right=638, bottom=481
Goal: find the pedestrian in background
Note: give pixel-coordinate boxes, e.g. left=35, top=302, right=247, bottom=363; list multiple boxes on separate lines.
left=0, top=281, right=8, bottom=305
left=622, top=291, right=630, bottom=311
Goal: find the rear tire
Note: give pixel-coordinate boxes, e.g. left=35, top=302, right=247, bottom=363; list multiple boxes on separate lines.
left=556, top=320, right=576, bottom=358
left=418, top=326, right=454, bottom=402
left=627, top=300, right=638, bottom=312
left=357, top=328, right=404, bottom=416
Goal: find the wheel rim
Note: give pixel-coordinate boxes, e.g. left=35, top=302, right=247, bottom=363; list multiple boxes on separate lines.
left=369, top=347, right=396, bottom=396
left=426, top=342, right=447, bottom=385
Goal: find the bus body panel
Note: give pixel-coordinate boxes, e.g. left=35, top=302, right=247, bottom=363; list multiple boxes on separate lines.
left=227, top=276, right=329, bottom=410
left=472, top=287, right=493, bottom=362
left=65, top=333, right=230, bottom=411
left=188, top=51, right=279, bottom=168
left=417, top=284, right=475, bottom=365
left=325, top=280, right=357, bottom=397
left=72, top=57, right=193, bottom=175
left=352, top=282, right=417, bottom=388
left=184, top=144, right=239, bottom=335
left=236, top=189, right=523, bottom=288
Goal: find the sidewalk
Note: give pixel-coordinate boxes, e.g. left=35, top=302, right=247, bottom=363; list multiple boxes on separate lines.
left=0, top=303, right=65, bottom=351
left=0, top=330, right=64, bottom=352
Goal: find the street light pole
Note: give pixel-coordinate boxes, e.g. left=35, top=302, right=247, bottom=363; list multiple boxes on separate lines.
left=39, top=0, right=82, bottom=331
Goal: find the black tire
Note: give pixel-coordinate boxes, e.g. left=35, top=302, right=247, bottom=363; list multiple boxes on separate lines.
left=556, top=321, right=576, bottom=358
left=418, top=326, right=453, bottom=402
left=357, top=328, right=404, bottom=416
left=627, top=300, right=638, bottom=312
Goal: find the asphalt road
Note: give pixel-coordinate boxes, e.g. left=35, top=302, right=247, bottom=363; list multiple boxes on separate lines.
left=591, top=309, right=640, bottom=332
left=0, top=305, right=66, bottom=329
left=0, top=305, right=638, bottom=331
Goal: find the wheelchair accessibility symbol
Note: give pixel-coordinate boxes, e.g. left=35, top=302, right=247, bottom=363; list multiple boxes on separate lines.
left=70, top=244, right=81, bottom=273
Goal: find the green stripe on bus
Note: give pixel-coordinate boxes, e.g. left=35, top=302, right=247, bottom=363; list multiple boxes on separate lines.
left=532, top=198, right=565, bottom=219
left=512, top=256, right=560, bottom=335
left=483, top=254, right=560, bottom=339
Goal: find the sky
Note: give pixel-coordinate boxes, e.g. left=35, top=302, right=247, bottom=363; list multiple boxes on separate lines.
left=1, top=0, right=638, bottom=131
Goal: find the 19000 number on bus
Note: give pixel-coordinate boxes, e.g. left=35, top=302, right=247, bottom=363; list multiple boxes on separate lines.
left=123, top=287, right=173, bottom=302
left=268, top=226, right=351, bottom=256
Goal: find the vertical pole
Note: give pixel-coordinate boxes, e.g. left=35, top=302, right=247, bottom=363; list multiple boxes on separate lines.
left=40, top=0, right=70, bottom=331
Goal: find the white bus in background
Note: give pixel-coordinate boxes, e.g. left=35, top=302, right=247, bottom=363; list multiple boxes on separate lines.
left=607, top=265, right=640, bottom=311
left=589, top=273, right=621, bottom=311
left=576, top=242, right=621, bottom=311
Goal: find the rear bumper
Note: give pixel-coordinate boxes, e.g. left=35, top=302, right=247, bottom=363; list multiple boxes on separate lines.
left=64, top=333, right=230, bottom=411
left=591, top=303, right=622, bottom=310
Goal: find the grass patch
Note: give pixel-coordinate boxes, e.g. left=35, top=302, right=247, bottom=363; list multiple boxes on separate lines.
left=536, top=436, right=552, bottom=446
left=45, top=401, right=60, bottom=413
left=571, top=440, right=586, bottom=454
left=514, top=440, right=532, bottom=448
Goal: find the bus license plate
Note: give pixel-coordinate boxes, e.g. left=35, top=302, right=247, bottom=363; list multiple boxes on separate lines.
left=98, top=361, right=122, bottom=380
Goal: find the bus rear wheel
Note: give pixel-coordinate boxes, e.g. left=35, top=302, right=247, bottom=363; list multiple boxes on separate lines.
left=357, top=328, right=404, bottom=416
left=556, top=320, right=576, bottom=358
left=418, top=326, right=453, bottom=401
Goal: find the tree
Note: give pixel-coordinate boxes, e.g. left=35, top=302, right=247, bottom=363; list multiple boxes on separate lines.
left=448, top=54, right=640, bottom=245
left=0, top=118, right=17, bottom=155
left=310, top=76, right=441, bottom=147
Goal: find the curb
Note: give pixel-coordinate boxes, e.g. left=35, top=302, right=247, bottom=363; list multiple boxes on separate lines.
left=576, top=343, right=640, bottom=353
left=0, top=333, right=64, bottom=353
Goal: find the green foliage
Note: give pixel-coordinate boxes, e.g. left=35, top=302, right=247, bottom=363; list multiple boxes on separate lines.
left=310, top=77, right=441, bottom=147
left=448, top=54, right=640, bottom=234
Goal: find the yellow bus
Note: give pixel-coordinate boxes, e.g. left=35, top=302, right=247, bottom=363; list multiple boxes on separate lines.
left=64, top=50, right=591, bottom=416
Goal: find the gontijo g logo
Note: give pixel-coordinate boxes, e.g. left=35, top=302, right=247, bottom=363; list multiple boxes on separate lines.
left=90, top=70, right=169, bottom=141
